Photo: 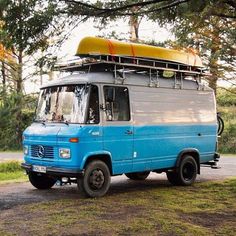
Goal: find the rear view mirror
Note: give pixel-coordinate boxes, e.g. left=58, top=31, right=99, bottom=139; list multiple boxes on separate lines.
left=107, top=87, right=115, bottom=102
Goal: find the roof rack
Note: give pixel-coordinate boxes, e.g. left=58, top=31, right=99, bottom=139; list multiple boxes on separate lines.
left=55, top=55, right=210, bottom=90
left=56, top=55, right=207, bottom=75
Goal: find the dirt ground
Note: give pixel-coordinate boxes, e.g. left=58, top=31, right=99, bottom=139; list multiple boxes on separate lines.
left=0, top=156, right=235, bottom=236
left=0, top=155, right=236, bottom=211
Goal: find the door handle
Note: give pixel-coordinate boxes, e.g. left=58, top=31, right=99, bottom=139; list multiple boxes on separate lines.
left=125, top=130, right=133, bottom=135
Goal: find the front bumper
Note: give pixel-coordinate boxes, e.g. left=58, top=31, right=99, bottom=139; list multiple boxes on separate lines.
left=21, top=163, right=84, bottom=178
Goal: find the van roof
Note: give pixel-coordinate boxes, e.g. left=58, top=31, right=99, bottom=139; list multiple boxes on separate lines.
left=41, top=72, right=211, bottom=91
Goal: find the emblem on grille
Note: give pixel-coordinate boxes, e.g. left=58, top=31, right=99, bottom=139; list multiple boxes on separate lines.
left=38, top=145, right=45, bottom=158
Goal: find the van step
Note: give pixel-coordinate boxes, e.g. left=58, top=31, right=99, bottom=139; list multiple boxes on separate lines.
left=211, top=165, right=221, bottom=169
left=201, top=161, right=221, bottom=169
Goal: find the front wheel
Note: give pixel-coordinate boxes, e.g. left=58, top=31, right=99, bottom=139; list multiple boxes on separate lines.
left=28, top=172, right=56, bottom=189
left=125, top=171, right=150, bottom=180
left=78, top=160, right=111, bottom=198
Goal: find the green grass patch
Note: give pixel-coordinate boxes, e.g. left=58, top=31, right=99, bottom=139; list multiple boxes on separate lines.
left=0, top=150, right=22, bottom=153
left=0, top=161, right=26, bottom=183
left=0, top=178, right=235, bottom=236
left=0, top=161, right=22, bottom=172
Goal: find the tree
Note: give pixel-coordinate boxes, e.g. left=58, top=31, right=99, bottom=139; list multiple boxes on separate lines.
left=61, top=0, right=236, bottom=20
left=62, top=0, right=236, bottom=93
left=0, top=0, right=66, bottom=147
left=150, top=0, right=236, bottom=93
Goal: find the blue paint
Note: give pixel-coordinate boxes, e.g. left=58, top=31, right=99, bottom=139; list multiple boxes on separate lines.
left=23, top=122, right=217, bottom=175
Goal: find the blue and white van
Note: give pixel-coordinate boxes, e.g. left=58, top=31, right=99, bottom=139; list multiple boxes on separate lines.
left=21, top=55, right=220, bottom=197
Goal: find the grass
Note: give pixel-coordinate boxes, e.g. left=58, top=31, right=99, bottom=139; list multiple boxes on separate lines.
left=0, top=150, right=22, bottom=153
left=0, top=161, right=27, bottom=183
left=0, top=178, right=235, bottom=236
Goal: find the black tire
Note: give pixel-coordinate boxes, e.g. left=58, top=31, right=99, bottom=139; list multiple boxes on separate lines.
left=217, top=115, right=224, bottom=135
left=28, top=172, right=56, bottom=189
left=166, top=171, right=179, bottom=185
left=167, top=155, right=198, bottom=186
left=78, top=160, right=111, bottom=198
left=125, top=171, right=150, bottom=180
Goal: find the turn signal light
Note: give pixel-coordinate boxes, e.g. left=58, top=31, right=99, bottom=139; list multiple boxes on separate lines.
left=69, top=138, right=79, bottom=143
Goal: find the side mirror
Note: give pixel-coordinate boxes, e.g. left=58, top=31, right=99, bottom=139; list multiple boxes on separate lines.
left=106, top=87, right=115, bottom=102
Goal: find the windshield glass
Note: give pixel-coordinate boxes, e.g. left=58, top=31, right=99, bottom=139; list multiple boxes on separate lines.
left=35, top=85, right=90, bottom=123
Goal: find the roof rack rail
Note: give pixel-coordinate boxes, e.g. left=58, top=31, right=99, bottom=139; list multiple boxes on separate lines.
left=55, top=55, right=209, bottom=77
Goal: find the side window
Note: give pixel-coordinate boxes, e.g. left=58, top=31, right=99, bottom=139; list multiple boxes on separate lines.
left=87, top=85, right=99, bottom=124
left=104, top=86, right=130, bottom=121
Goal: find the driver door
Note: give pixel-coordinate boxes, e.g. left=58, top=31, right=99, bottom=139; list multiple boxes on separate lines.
left=102, top=85, right=133, bottom=174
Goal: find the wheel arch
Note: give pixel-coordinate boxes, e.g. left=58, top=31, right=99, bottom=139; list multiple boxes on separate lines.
left=176, top=149, right=200, bottom=174
left=81, top=151, right=113, bottom=175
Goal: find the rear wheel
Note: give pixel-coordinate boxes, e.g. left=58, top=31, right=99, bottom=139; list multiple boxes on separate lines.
left=166, top=171, right=179, bottom=185
left=125, top=171, right=150, bottom=180
left=78, top=160, right=111, bottom=198
left=28, top=172, right=56, bottom=189
left=166, top=155, right=198, bottom=186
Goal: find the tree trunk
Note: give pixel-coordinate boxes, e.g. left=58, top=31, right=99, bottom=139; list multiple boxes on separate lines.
left=129, top=6, right=140, bottom=42
left=15, top=49, right=23, bottom=148
left=14, top=0, right=24, bottom=147
left=1, top=61, right=6, bottom=103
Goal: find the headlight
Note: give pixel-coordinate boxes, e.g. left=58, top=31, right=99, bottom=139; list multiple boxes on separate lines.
left=59, top=148, right=71, bottom=159
left=24, top=145, right=29, bottom=155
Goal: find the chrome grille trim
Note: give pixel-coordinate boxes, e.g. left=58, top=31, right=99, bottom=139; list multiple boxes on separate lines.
left=30, top=145, right=54, bottom=158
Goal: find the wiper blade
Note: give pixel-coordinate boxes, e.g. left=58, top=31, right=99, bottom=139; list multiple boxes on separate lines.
left=64, top=120, right=69, bottom=126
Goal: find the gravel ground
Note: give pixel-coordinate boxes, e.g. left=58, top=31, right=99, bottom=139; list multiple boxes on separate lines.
left=0, top=152, right=23, bottom=163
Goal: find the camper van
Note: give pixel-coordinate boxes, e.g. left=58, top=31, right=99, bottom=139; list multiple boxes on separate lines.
left=21, top=37, right=220, bottom=197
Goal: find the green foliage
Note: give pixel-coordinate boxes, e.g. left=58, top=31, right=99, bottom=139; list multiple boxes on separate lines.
left=0, top=1, right=67, bottom=149
left=217, top=88, right=236, bottom=106
left=218, top=106, right=236, bottom=154
left=0, top=90, right=36, bottom=150
left=0, top=161, right=22, bottom=172
left=0, top=0, right=59, bottom=53
left=217, top=88, right=236, bottom=154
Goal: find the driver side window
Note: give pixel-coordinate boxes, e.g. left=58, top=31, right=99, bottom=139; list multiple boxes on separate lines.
left=86, top=85, right=99, bottom=124
left=104, top=86, right=130, bottom=121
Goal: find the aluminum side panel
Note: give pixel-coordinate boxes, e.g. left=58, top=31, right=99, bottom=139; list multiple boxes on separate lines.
left=130, top=86, right=216, bottom=125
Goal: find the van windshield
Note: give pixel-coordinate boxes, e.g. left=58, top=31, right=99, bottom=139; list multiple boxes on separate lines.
left=35, top=85, right=90, bottom=124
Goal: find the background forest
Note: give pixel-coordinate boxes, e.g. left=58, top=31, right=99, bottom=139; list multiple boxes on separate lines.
left=0, top=0, right=235, bottom=152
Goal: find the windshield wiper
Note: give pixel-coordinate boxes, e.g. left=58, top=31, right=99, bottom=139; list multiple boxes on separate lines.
left=64, top=120, right=69, bottom=126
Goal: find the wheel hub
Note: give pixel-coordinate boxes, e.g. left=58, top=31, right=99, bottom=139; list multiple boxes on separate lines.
left=183, top=162, right=195, bottom=181
left=89, top=169, right=105, bottom=189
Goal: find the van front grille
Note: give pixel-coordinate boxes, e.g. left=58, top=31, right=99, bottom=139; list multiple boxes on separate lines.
left=31, top=145, right=54, bottom=159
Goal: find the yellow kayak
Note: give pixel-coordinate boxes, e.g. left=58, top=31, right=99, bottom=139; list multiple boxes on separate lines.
left=76, top=37, right=203, bottom=67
